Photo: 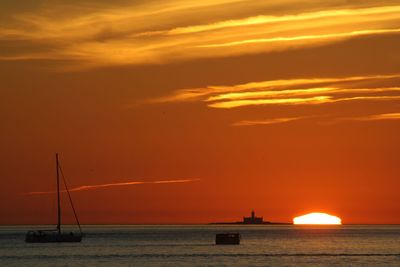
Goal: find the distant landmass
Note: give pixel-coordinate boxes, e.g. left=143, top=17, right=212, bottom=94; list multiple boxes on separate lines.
left=211, top=210, right=292, bottom=225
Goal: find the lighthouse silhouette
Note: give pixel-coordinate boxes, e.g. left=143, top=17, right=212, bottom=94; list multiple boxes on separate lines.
left=243, top=210, right=263, bottom=224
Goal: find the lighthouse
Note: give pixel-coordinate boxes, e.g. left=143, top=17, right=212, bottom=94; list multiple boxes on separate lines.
left=243, top=210, right=263, bottom=224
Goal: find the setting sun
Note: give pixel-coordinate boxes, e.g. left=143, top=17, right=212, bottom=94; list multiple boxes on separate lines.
left=293, top=212, right=342, bottom=225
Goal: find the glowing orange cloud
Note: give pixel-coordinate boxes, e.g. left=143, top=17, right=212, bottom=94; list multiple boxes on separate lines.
left=209, top=95, right=400, bottom=109
left=198, top=28, right=400, bottom=48
left=337, top=113, right=400, bottom=122
left=2, top=2, right=400, bottom=68
left=358, top=113, right=400, bottom=121
left=151, top=74, right=400, bottom=103
left=232, top=117, right=304, bottom=126
left=207, top=87, right=400, bottom=102
left=208, top=96, right=332, bottom=108
left=27, top=179, right=200, bottom=195
left=141, top=5, right=400, bottom=36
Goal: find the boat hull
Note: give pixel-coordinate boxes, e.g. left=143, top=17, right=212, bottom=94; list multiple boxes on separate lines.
left=216, top=233, right=240, bottom=245
left=25, top=231, right=82, bottom=243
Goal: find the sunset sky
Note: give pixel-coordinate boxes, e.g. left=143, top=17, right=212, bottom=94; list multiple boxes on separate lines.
left=1, top=0, right=399, bottom=224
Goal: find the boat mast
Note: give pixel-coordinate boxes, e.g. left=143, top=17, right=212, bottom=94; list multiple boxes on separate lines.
left=56, top=153, right=61, bottom=234
left=60, top=166, right=83, bottom=236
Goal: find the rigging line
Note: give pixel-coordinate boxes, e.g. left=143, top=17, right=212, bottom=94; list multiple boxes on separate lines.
left=58, top=164, right=83, bottom=235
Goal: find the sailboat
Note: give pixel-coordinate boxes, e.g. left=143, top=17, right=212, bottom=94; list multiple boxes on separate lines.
left=25, top=153, right=83, bottom=243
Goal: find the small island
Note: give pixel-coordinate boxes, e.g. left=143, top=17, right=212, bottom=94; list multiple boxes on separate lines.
left=211, top=210, right=291, bottom=225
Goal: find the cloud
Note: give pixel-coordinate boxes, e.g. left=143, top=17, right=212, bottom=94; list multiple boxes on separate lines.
left=206, top=87, right=400, bottom=108
left=209, top=96, right=332, bottom=108
left=27, top=178, right=200, bottom=195
left=147, top=73, right=400, bottom=110
left=233, top=112, right=400, bottom=126
left=1, top=2, right=400, bottom=68
left=337, top=112, right=400, bottom=122
left=214, top=95, right=400, bottom=108
left=142, top=5, right=400, bottom=36
left=233, top=117, right=304, bottom=126
left=197, top=28, right=400, bottom=48
left=209, top=95, right=400, bottom=109
left=150, top=74, right=400, bottom=103
left=361, top=113, right=400, bottom=121
left=208, top=87, right=400, bottom=101
left=146, top=72, right=400, bottom=116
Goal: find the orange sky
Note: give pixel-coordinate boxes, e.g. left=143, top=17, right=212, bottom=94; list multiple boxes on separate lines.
left=0, top=0, right=399, bottom=225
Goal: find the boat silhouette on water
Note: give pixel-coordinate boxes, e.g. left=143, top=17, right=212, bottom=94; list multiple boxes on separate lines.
left=25, top=154, right=83, bottom=243
left=215, top=233, right=241, bottom=245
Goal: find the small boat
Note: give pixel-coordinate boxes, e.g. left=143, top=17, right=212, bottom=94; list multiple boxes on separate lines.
left=26, top=154, right=83, bottom=243
left=215, top=233, right=241, bottom=245
left=25, top=229, right=82, bottom=243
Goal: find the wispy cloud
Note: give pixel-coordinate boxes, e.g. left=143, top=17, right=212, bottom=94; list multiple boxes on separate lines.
left=212, top=95, right=400, bottom=108
left=209, top=96, right=332, bottom=108
left=148, top=73, right=400, bottom=124
left=337, top=112, right=400, bottom=122
left=198, top=28, right=400, bottom=48
left=208, top=87, right=400, bottom=102
left=147, top=73, right=400, bottom=111
left=142, top=5, right=400, bottom=36
left=151, top=74, right=400, bottom=103
left=27, top=178, right=200, bottom=195
left=206, top=87, right=400, bottom=108
left=233, top=117, right=304, bottom=126
left=233, top=112, right=400, bottom=126
left=1, top=2, right=400, bottom=68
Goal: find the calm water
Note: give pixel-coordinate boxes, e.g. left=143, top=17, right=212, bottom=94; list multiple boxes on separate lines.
left=0, top=225, right=399, bottom=266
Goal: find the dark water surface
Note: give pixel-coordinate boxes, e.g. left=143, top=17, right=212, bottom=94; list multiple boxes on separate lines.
left=0, top=225, right=399, bottom=266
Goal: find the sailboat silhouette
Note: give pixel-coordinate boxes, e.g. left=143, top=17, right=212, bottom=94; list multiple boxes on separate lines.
left=25, top=154, right=83, bottom=243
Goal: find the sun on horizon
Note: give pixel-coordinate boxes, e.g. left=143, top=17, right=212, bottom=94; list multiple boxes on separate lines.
left=293, top=212, right=342, bottom=225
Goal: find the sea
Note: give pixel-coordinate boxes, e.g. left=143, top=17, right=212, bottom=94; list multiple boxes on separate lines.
left=0, top=225, right=399, bottom=266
